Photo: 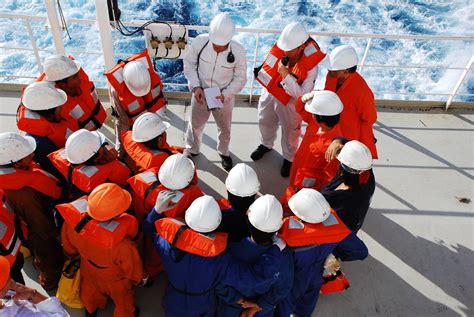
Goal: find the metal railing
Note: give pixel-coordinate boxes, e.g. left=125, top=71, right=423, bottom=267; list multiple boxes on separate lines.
left=0, top=7, right=473, bottom=109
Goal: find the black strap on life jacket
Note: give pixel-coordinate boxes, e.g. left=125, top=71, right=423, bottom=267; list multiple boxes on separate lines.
left=0, top=231, right=18, bottom=256
left=171, top=225, right=188, bottom=263
left=67, top=165, right=86, bottom=198
left=74, top=215, right=93, bottom=233
left=79, top=87, right=103, bottom=129
left=144, top=180, right=162, bottom=203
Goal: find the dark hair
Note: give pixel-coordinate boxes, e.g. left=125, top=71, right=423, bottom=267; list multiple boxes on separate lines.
left=315, top=114, right=340, bottom=128
left=35, top=108, right=58, bottom=117
left=227, top=191, right=255, bottom=213
left=346, top=65, right=357, bottom=73
left=246, top=219, right=275, bottom=246
left=142, top=136, right=160, bottom=150
left=340, top=165, right=360, bottom=188
left=55, top=77, right=69, bottom=84
left=82, top=151, right=100, bottom=166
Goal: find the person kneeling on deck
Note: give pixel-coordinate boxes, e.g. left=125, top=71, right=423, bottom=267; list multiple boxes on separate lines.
left=183, top=13, right=247, bottom=171
left=0, top=256, right=68, bottom=316
left=321, top=140, right=375, bottom=233
left=144, top=195, right=286, bottom=317
left=0, top=132, right=64, bottom=290
left=58, top=183, right=145, bottom=317
left=48, top=129, right=131, bottom=199
left=216, top=195, right=294, bottom=317
left=276, top=189, right=368, bottom=316
left=121, top=112, right=183, bottom=174
left=281, top=91, right=343, bottom=209
left=17, top=82, right=79, bottom=178
left=217, top=163, right=260, bottom=242
left=251, top=22, right=326, bottom=177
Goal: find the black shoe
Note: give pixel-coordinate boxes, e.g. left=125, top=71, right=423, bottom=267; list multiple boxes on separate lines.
left=183, top=149, right=199, bottom=158
left=135, top=306, right=140, bottom=317
left=85, top=311, right=98, bottom=317
left=280, top=159, right=292, bottom=177
left=220, top=154, right=233, bottom=171
left=250, top=144, right=271, bottom=161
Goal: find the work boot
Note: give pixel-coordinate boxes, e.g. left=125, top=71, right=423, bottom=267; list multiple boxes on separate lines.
left=85, top=310, right=98, bottom=317
left=250, top=144, right=271, bottom=161
left=220, top=154, right=233, bottom=171
left=183, top=149, right=199, bottom=158
left=280, top=159, right=292, bottom=178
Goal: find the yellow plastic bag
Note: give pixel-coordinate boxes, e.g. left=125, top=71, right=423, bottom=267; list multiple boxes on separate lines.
left=56, top=260, right=84, bottom=309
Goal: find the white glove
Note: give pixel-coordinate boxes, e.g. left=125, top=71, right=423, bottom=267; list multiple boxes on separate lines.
left=154, top=190, right=177, bottom=214
left=323, top=254, right=341, bottom=275
left=301, top=91, right=316, bottom=103
left=272, top=235, right=287, bottom=251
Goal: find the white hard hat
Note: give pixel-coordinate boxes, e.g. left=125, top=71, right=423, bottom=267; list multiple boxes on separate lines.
left=337, top=140, right=373, bottom=172
left=327, top=45, right=358, bottom=71
left=305, top=90, right=343, bottom=116
left=0, top=132, right=36, bottom=165
left=277, top=22, right=309, bottom=51
left=65, top=129, right=105, bottom=164
left=123, top=61, right=151, bottom=97
left=248, top=194, right=283, bottom=233
left=288, top=188, right=331, bottom=223
left=158, top=153, right=195, bottom=190
left=132, top=112, right=171, bottom=143
left=225, top=163, right=260, bottom=197
left=22, top=82, right=67, bottom=111
left=185, top=195, right=222, bottom=233
left=43, top=55, right=80, bottom=81
left=209, top=13, right=236, bottom=46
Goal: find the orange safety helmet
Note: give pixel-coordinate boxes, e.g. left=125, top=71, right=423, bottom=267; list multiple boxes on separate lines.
left=87, top=183, right=132, bottom=222
left=0, top=256, right=10, bottom=289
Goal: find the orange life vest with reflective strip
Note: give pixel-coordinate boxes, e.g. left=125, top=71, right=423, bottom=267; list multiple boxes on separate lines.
left=37, top=66, right=107, bottom=131
left=48, top=149, right=130, bottom=194
left=155, top=217, right=228, bottom=257
left=127, top=169, right=203, bottom=218
left=256, top=39, right=326, bottom=105
left=16, top=104, right=79, bottom=148
left=104, top=49, right=166, bottom=123
left=56, top=196, right=139, bottom=249
left=0, top=163, right=62, bottom=199
left=0, top=194, right=24, bottom=265
left=279, top=210, right=350, bottom=247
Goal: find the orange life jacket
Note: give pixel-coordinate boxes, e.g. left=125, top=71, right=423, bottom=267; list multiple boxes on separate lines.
left=48, top=148, right=130, bottom=195
left=104, top=49, right=166, bottom=123
left=279, top=210, right=350, bottom=247
left=16, top=104, right=79, bottom=148
left=127, top=168, right=203, bottom=218
left=155, top=217, right=228, bottom=257
left=56, top=196, right=139, bottom=249
left=0, top=163, right=62, bottom=199
left=217, top=198, right=232, bottom=211
left=0, top=194, right=24, bottom=265
left=37, top=64, right=107, bottom=131
left=320, top=270, right=350, bottom=294
left=256, top=39, right=326, bottom=105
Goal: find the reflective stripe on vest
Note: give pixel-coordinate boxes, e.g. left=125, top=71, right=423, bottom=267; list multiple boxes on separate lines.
left=0, top=196, right=21, bottom=265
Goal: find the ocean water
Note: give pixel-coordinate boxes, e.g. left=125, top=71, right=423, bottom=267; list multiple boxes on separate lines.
left=0, top=0, right=472, bottom=101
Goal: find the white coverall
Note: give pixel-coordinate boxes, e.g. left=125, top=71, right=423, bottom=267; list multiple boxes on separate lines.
left=257, top=66, right=317, bottom=161
left=183, top=34, right=247, bottom=156
left=1, top=291, right=68, bottom=316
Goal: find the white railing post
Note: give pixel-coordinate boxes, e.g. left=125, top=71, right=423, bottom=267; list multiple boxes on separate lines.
left=44, top=0, right=65, bottom=55
left=25, top=19, right=44, bottom=73
left=94, top=0, right=115, bottom=71
left=249, top=32, right=260, bottom=104
left=445, top=55, right=473, bottom=110
left=359, top=38, right=372, bottom=74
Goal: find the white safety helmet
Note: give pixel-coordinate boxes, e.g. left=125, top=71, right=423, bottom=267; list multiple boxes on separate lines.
left=185, top=195, right=222, bottom=233
left=225, top=163, right=260, bottom=197
left=305, top=90, right=343, bottom=116
left=65, top=129, right=105, bottom=164
left=248, top=195, right=283, bottom=233
left=0, top=132, right=36, bottom=165
left=209, top=13, right=236, bottom=46
left=288, top=188, right=331, bottom=224
left=277, top=22, right=309, bottom=51
left=337, top=140, right=373, bottom=173
left=158, top=154, right=195, bottom=190
left=327, top=45, right=358, bottom=71
left=123, top=61, right=151, bottom=97
left=22, top=82, right=68, bottom=111
left=43, top=55, right=80, bottom=82
left=132, top=112, right=170, bottom=143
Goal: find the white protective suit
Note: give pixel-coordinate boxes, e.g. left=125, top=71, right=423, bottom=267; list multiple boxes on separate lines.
left=1, top=291, right=68, bottom=317
left=183, top=34, right=247, bottom=156
left=257, top=65, right=318, bottom=161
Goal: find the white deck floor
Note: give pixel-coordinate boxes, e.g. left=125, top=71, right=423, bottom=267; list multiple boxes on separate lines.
left=1, top=90, right=473, bottom=316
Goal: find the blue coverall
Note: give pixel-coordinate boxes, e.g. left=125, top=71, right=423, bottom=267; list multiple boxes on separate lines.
left=276, top=233, right=368, bottom=317
left=144, top=209, right=285, bottom=317
left=216, top=237, right=294, bottom=316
